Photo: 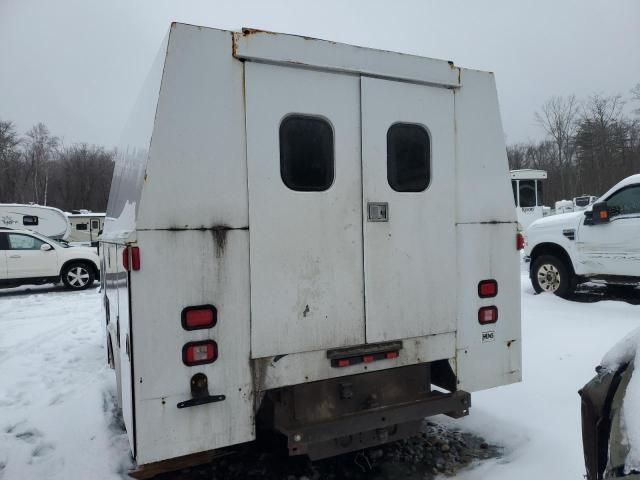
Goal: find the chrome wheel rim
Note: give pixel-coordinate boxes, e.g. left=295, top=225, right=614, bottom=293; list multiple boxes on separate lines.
left=537, top=264, right=561, bottom=292
left=67, top=266, right=90, bottom=287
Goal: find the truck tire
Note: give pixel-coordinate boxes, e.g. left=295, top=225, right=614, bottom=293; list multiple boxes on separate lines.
left=61, top=262, right=95, bottom=290
left=531, top=255, right=573, bottom=298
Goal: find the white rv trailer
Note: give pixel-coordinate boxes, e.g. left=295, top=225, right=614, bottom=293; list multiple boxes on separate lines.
left=101, top=24, right=522, bottom=475
left=510, top=169, right=547, bottom=230
left=0, top=203, right=70, bottom=239
left=66, top=212, right=105, bottom=244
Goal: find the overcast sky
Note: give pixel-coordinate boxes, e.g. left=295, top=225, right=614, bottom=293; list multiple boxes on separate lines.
left=1, top=0, right=639, bottom=148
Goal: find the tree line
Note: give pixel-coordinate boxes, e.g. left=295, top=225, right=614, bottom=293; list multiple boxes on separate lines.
left=507, top=83, right=640, bottom=206
left=0, top=120, right=115, bottom=212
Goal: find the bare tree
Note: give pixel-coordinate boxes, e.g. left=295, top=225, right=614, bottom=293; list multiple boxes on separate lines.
left=0, top=120, right=23, bottom=202
left=535, top=95, right=579, bottom=195
left=22, top=123, right=59, bottom=205
left=50, top=144, right=115, bottom=211
left=631, top=82, right=640, bottom=116
left=574, top=94, right=628, bottom=194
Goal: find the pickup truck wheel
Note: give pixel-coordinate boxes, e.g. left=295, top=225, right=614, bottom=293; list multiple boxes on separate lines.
left=532, top=255, right=573, bottom=298
left=61, top=262, right=95, bottom=290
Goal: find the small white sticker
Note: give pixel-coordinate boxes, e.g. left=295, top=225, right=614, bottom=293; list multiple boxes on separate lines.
left=482, top=331, right=495, bottom=343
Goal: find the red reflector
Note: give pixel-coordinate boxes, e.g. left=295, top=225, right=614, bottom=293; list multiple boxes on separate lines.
left=182, top=305, right=217, bottom=330
left=478, top=279, right=498, bottom=298
left=182, top=340, right=218, bottom=366
left=362, top=355, right=375, bottom=363
left=478, top=306, right=498, bottom=325
left=130, top=246, right=140, bottom=271
left=516, top=233, right=525, bottom=250
left=385, top=351, right=398, bottom=359
left=337, top=359, right=350, bottom=368
left=122, top=246, right=141, bottom=271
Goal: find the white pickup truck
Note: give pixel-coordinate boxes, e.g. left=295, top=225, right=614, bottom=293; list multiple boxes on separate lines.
left=525, top=174, right=640, bottom=297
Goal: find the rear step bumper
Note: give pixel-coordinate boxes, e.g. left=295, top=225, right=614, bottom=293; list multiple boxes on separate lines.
left=262, top=363, right=470, bottom=460
left=278, top=390, right=470, bottom=459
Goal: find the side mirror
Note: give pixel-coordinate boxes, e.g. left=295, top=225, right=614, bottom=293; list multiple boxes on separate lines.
left=591, top=202, right=610, bottom=225
left=40, top=243, right=53, bottom=251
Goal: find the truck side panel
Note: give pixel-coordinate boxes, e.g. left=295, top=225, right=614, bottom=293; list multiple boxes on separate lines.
left=454, top=69, right=522, bottom=391
left=125, top=25, right=252, bottom=465
left=136, top=26, right=247, bottom=231
left=132, top=230, right=252, bottom=465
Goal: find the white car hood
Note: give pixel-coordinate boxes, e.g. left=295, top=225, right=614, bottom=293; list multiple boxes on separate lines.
left=526, top=211, right=584, bottom=233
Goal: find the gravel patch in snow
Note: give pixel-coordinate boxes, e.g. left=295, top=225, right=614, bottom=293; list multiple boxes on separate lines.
left=156, top=420, right=501, bottom=480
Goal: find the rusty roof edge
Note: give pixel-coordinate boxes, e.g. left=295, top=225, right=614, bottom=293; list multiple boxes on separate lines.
left=232, top=31, right=462, bottom=89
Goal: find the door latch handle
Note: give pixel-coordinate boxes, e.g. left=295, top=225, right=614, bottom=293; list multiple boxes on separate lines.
left=9, top=255, right=20, bottom=258
left=368, top=202, right=389, bottom=222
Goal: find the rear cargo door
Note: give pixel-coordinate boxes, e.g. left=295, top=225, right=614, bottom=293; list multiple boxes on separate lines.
left=245, top=63, right=365, bottom=358
left=360, top=77, right=456, bottom=342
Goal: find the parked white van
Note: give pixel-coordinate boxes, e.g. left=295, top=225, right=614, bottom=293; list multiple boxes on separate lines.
left=0, top=204, right=70, bottom=240
left=101, top=24, right=522, bottom=476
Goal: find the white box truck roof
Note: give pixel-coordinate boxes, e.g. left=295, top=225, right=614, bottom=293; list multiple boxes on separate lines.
left=101, top=24, right=521, bottom=474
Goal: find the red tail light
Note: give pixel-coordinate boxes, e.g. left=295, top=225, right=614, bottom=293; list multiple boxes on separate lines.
left=182, top=305, right=217, bottom=330
left=182, top=340, right=218, bottom=366
left=122, top=246, right=141, bottom=271
left=478, top=306, right=498, bottom=325
left=478, top=279, right=498, bottom=298
left=130, top=247, right=140, bottom=271
left=516, top=233, right=525, bottom=250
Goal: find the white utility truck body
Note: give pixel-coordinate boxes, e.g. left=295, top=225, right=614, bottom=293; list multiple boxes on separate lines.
left=66, top=212, right=105, bottom=244
left=510, top=169, right=547, bottom=230
left=0, top=203, right=70, bottom=239
left=101, top=24, right=521, bottom=474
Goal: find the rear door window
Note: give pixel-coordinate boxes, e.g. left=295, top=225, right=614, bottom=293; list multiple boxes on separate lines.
left=280, top=115, right=334, bottom=191
left=519, top=180, right=536, bottom=207
left=387, top=123, right=430, bottom=192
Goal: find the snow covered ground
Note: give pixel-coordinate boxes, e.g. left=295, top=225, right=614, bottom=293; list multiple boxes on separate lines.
left=0, top=285, right=130, bottom=480
left=0, top=275, right=638, bottom=479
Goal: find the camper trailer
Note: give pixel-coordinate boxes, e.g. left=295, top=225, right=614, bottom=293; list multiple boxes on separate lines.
left=101, top=24, right=522, bottom=475
left=66, top=212, right=105, bottom=244
left=510, top=169, right=547, bottom=231
left=0, top=204, right=70, bottom=240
